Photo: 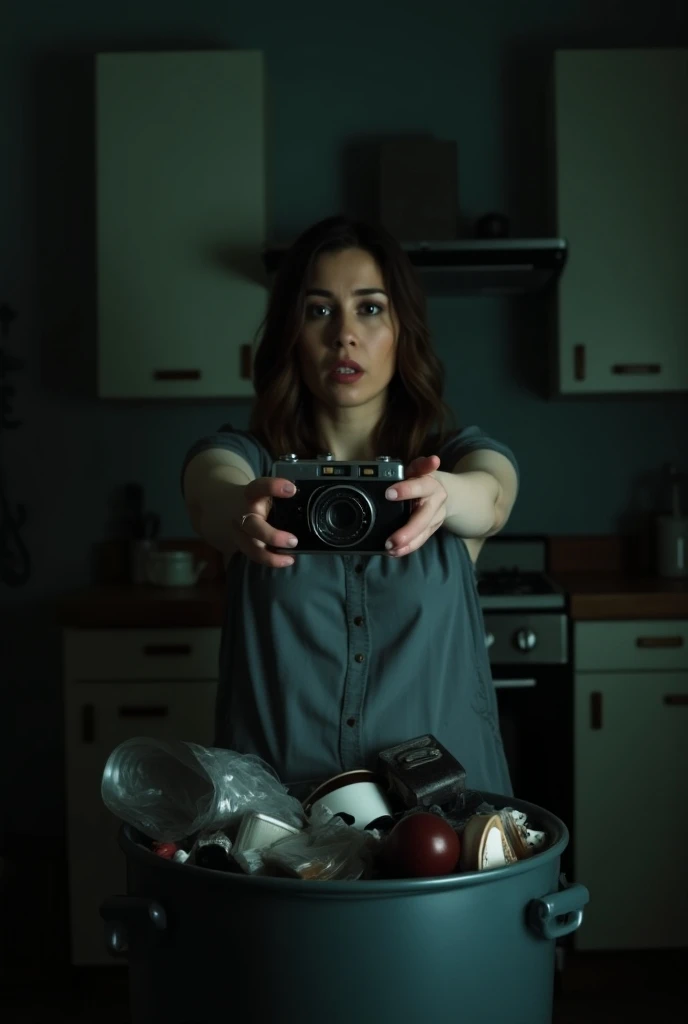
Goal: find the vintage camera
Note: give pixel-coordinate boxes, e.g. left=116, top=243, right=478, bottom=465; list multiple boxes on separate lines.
left=268, top=454, right=411, bottom=554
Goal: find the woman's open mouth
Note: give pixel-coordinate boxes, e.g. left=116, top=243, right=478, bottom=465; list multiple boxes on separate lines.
left=329, top=361, right=364, bottom=384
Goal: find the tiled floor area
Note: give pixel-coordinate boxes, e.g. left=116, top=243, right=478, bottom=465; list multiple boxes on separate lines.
left=1, top=952, right=685, bottom=1023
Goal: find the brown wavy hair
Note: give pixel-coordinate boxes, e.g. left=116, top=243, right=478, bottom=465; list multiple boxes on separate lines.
left=249, top=216, right=453, bottom=463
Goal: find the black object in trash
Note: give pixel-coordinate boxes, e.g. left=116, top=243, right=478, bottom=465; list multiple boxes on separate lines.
left=377, top=733, right=467, bottom=808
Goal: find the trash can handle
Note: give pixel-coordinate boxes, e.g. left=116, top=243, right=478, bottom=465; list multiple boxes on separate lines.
left=100, top=895, right=167, bottom=958
left=528, top=874, right=590, bottom=941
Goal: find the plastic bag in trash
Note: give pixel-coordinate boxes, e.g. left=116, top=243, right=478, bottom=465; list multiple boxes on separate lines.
left=262, top=808, right=380, bottom=880
left=101, top=736, right=305, bottom=842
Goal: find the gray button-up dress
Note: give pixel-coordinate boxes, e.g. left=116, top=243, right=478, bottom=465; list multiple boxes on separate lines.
left=184, top=425, right=517, bottom=796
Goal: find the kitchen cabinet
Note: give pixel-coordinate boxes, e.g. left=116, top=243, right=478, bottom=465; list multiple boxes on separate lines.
left=96, top=50, right=266, bottom=399
left=554, top=48, right=688, bottom=394
left=574, top=620, right=688, bottom=950
left=63, top=628, right=220, bottom=965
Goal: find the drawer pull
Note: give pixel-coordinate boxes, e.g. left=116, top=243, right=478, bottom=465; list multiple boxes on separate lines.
left=153, top=369, right=201, bottom=381
left=663, top=695, right=688, bottom=707
left=636, top=636, right=684, bottom=649
left=240, top=344, right=253, bottom=380
left=82, top=704, right=95, bottom=743
left=118, top=705, right=169, bottom=719
left=143, top=644, right=192, bottom=657
left=611, top=363, right=661, bottom=376
left=573, top=344, right=586, bottom=381
left=590, top=692, right=603, bottom=730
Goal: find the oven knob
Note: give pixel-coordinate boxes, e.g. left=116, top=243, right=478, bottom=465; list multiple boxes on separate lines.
left=514, top=628, right=537, bottom=652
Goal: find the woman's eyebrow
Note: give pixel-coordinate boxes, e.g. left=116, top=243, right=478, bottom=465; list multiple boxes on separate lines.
left=305, top=287, right=388, bottom=297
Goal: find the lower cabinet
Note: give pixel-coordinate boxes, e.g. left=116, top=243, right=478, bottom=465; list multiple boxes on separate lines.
left=574, top=619, right=688, bottom=950
left=64, top=629, right=219, bottom=965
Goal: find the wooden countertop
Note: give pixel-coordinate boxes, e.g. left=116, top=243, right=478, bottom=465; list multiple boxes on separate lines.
left=59, top=583, right=227, bottom=628
left=58, top=574, right=688, bottom=628
left=548, top=535, right=688, bottom=620
left=553, top=573, right=688, bottom=621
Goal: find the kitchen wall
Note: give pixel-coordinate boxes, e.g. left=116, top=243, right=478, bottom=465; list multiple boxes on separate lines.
left=1, top=0, right=687, bottom=836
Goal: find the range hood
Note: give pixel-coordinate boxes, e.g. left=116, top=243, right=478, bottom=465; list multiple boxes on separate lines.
left=262, top=238, right=568, bottom=295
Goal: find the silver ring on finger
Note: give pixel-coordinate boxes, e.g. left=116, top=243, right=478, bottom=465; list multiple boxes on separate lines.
left=240, top=513, right=260, bottom=530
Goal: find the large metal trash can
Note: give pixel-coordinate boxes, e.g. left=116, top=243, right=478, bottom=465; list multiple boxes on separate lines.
left=101, top=794, right=588, bottom=1024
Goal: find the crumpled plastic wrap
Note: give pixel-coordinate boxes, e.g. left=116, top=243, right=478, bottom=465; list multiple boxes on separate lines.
left=234, top=806, right=381, bottom=880
left=101, top=737, right=305, bottom=842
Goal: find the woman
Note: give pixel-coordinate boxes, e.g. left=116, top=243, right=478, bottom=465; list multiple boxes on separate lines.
left=182, top=216, right=519, bottom=796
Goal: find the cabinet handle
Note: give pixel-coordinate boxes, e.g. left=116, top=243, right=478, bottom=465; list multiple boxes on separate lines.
left=118, top=705, right=169, bottom=719
left=636, top=636, right=684, bottom=649
left=82, top=704, right=95, bottom=743
left=240, top=344, right=252, bottom=380
left=663, top=695, right=688, bottom=707
left=152, top=369, right=201, bottom=381
left=611, top=363, right=661, bottom=376
left=590, top=692, right=602, bottom=730
left=142, top=644, right=192, bottom=657
left=573, top=345, right=586, bottom=381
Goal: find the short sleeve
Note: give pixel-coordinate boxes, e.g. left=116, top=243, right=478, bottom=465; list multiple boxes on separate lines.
left=438, top=426, right=519, bottom=480
left=181, top=425, right=272, bottom=486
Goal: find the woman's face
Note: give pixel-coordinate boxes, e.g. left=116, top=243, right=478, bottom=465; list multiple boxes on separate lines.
left=297, top=247, right=398, bottom=412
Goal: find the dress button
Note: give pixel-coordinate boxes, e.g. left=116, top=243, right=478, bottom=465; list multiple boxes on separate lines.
left=346, top=717, right=356, bottom=728
left=354, top=563, right=364, bottom=574
left=354, top=616, right=364, bottom=627
left=354, top=653, right=365, bottom=664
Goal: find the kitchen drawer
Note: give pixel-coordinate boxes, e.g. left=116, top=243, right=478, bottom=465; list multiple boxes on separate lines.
left=575, top=620, right=688, bottom=672
left=64, top=628, right=221, bottom=681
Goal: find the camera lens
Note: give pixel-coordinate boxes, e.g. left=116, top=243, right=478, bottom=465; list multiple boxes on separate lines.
left=328, top=502, right=357, bottom=531
left=309, top=486, right=375, bottom=548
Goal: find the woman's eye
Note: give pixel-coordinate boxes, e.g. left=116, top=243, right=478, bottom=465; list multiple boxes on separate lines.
left=306, top=304, right=331, bottom=319
left=360, top=302, right=383, bottom=316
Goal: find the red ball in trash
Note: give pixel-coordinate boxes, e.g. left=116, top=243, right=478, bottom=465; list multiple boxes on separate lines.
left=152, top=842, right=178, bottom=860
left=384, top=813, right=460, bottom=878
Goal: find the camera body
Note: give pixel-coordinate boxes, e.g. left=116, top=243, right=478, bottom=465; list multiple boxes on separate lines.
left=268, top=454, right=410, bottom=554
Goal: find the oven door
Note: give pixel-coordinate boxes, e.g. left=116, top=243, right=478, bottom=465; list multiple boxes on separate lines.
left=491, top=661, right=573, bottom=839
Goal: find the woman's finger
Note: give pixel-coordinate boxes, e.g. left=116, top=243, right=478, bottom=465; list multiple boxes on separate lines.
left=390, top=520, right=443, bottom=558
left=244, top=476, right=297, bottom=502
left=405, top=455, right=441, bottom=479
left=239, top=512, right=298, bottom=551
left=232, top=515, right=296, bottom=568
left=385, top=499, right=440, bottom=553
left=386, top=475, right=439, bottom=502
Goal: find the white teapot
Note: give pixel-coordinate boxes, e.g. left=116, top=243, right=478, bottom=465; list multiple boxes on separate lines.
left=145, top=550, right=207, bottom=588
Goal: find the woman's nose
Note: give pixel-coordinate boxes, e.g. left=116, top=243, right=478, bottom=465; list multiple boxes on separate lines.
left=329, top=311, right=358, bottom=349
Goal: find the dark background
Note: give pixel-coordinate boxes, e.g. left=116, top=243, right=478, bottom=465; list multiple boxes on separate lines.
left=1, top=0, right=687, bottom=983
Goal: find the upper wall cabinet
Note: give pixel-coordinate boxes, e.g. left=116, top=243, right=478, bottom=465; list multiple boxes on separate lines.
left=554, top=49, right=688, bottom=395
left=96, top=51, right=266, bottom=399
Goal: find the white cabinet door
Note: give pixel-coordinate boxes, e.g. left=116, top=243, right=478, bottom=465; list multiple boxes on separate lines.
left=555, top=48, right=688, bottom=394
left=64, top=680, right=217, bottom=965
left=96, top=50, right=266, bottom=399
left=574, top=671, right=688, bottom=950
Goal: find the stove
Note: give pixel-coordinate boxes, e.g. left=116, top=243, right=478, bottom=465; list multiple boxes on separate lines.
left=476, top=537, right=573, bottom=850
left=477, top=537, right=565, bottom=612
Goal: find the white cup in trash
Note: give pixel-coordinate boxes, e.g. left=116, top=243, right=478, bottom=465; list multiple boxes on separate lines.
left=303, top=769, right=394, bottom=830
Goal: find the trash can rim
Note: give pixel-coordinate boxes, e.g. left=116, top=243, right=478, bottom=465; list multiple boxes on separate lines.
left=118, top=792, right=569, bottom=897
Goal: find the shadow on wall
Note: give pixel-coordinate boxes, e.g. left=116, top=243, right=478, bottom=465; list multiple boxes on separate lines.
left=33, top=53, right=98, bottom=400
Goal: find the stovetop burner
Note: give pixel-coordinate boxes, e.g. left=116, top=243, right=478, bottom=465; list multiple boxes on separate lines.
left=477, top=569, right=565, bottom=611
left=477, top=571, right=559, bottom=598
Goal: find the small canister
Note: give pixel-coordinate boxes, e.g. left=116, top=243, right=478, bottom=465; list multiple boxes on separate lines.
left=377, top=734, right=467, bottom=809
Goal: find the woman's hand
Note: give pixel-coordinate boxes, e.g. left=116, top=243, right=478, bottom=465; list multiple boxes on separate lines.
left=384, top=455, right=447, bottom=557
left=232, top=477, right=299, bottom=568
